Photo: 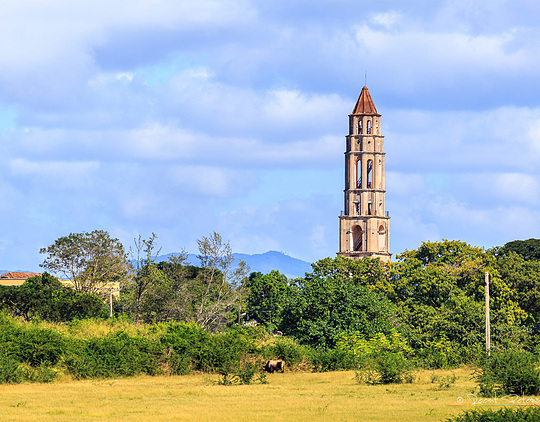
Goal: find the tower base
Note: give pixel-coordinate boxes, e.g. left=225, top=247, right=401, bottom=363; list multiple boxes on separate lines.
left=337, top=251, right=392, bottom=262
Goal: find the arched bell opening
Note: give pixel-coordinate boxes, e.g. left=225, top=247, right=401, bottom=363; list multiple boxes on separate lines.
left=352, top=225, right=363, bottom=252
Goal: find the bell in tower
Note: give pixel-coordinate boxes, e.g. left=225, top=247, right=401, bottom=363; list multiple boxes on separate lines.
left=338, top=86, right=391, bottom=262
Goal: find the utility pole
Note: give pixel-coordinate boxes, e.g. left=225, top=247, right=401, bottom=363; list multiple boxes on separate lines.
left=485, top=271, right=491, bottom=356
left=109, top=291, right=113, bottom=318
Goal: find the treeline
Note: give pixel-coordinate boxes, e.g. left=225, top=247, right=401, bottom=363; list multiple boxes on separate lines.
left=2, top=234, right=540, bottom=385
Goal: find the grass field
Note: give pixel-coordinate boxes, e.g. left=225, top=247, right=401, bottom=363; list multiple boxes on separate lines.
left=0, top=368, right=483, bottom=421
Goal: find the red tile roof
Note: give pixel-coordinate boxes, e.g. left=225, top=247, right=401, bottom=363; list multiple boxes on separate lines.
left=0, top=272, right=42, bottom=279
left=351, top=86, right=380, bottom=116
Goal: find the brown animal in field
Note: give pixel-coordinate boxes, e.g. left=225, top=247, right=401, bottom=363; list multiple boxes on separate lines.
left=263, top=359, right=285, bottom=373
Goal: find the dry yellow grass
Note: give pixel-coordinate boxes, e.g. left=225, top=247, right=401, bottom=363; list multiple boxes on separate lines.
left=0, top=368, right=480, bottom=422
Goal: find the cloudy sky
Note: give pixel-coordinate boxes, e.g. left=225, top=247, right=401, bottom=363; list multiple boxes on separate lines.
left=1, top=0, right=540, bottom=271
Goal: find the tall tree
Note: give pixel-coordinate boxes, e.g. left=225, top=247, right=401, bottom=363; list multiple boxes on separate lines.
left=244, top=270, right=294, bottom=330
left=124, top=233, right=166, bottom=324
left=195, top=232, right=249, bottom=331
left=499, top=239, right=540, bottom=261
left=40, top=230, right=128, bottom=294
left=280, top=270, right=398, bottom=348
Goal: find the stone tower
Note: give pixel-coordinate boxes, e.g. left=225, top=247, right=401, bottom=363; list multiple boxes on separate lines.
left=338, top=86, right=391, bottom=262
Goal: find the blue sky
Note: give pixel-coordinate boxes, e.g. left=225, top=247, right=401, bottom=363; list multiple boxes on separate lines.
left=1, top=0, right=540, bottom=270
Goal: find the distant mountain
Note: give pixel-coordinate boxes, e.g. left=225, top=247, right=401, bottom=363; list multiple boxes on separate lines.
left=2, top=251, right=313, bottom=281
left=156, top=251, right=312, bottom=279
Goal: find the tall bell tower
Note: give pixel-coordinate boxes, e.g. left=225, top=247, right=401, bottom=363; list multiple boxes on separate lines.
left=338, top=86, right=391, bottom=262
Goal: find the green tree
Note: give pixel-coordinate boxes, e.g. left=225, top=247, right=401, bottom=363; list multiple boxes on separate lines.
left=244, top=270, right=294, bottom=330
left=122, top=233, right=167, bottom=323
left=0, top=273, right=107, bottom=321
left=280, top=267, right=398, bottom=348
left=40, top=230, right=128, bottom=294
left=498, top=238, right=540, bottom=261
left=389, top=240, right=529, bottom=362
left=195, top=232, right=249, bottom=331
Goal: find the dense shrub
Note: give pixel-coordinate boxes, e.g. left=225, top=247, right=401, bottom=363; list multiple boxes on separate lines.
left=309, top=347, right=357, bottom=372
left=416, top=339, right=481, bottom=369
left=266, top=338, right=310, bottom=367
left=0, top=355, right=23, bottom=384
left=445, top=407, right=540, bottom=422
left=65, top=331, right=159, bottom=379
left=337, top=330, right=415, bottom=382
left=475, top=349, right=540, bottom=396
left=355, top=350, right=414, bottom=384
left=0, top=323, right=67, bottom=367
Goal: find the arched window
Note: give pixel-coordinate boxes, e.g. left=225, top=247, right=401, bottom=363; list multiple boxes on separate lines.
left=378, top=225, right=386, bottom=251
left=358, top=120, right=363, bottom=134
left=356, top=159, right=362, bottom=188
left=367, top=201, right=372, bottom=215
left=352, top=226, right=363, bottom=251
left=367, top=160, right=373, bottom=188
left=367, top=120, right=371, bottom=134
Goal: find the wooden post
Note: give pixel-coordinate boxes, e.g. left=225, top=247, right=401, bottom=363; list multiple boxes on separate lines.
left=485, top=271, right=491, bottom=356
left=109, top=291, right=113, bottom=318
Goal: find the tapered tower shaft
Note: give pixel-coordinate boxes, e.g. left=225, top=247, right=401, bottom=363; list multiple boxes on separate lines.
left=338, top=86, right=391, bottom=261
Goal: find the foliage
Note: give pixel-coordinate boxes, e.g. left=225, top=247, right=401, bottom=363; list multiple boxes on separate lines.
left=0, top=313, right=64, bottom=383
left=280, top=270, right=397, bottom=348
left=194, top=232, right=249, bottom=331
left=309, top=347, right=358, bottom=372
left=0, top=357, right=57, bottom=384
left=265, top=337, right=310, bottom=368
left=121, top=233, right=166, bottom=323
left=336, top=330, right=413, bottom=362
left=244, top=270, right=294, bottom=330
left=475, top=349, right=540, bottom=396
left=40, top=230, right=128, bottom=294
left=0, top=273, right=108, bottom=321
left=217, top=360, right=267, bottom=386
left=358, top=350, right=414, bottom=384
left=498, top=238, right=540, bottom=261
left=65, top=331, right=160, bottom=379
left=445, top=407, right=540, bottom=422
left=338, top=331, right=415, bottom=384
left=385, top=240, right=534, bottom=365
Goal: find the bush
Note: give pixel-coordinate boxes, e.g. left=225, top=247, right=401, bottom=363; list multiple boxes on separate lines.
left=416, top=340, right=481, bottom=369
left=475, top=349, right=540, bottom=396
left=0, top=355, right=23, bottom=384
left=14, top=328, right=66, bottom=367
left=356, top=350, right=414, bottom=384
left=337, top=330, right=414, bottom=382
left=65, top=331, right=159, bottom=379
left=445, top=407, right=540, bottom=422
left=265, top=338, right=310, bottom=368
left=310, top=347, right=358, bottom=372
left=217, top=360, right=267, bottom=386
left=0, top=323, right=67, bottom=367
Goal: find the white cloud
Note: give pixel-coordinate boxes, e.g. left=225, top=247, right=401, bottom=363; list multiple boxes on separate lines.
left=8, top=159, right=100, bottom=190
left=369, top=11, right=401, bottom=29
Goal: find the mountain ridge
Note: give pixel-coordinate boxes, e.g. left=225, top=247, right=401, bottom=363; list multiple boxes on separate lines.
left=1, top=251, right=314, bottom=280
left=157, top=250, right=312, bottom=279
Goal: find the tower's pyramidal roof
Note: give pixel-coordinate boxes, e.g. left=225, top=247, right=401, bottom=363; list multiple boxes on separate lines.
left=351, top=86, right=380, bottom=116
